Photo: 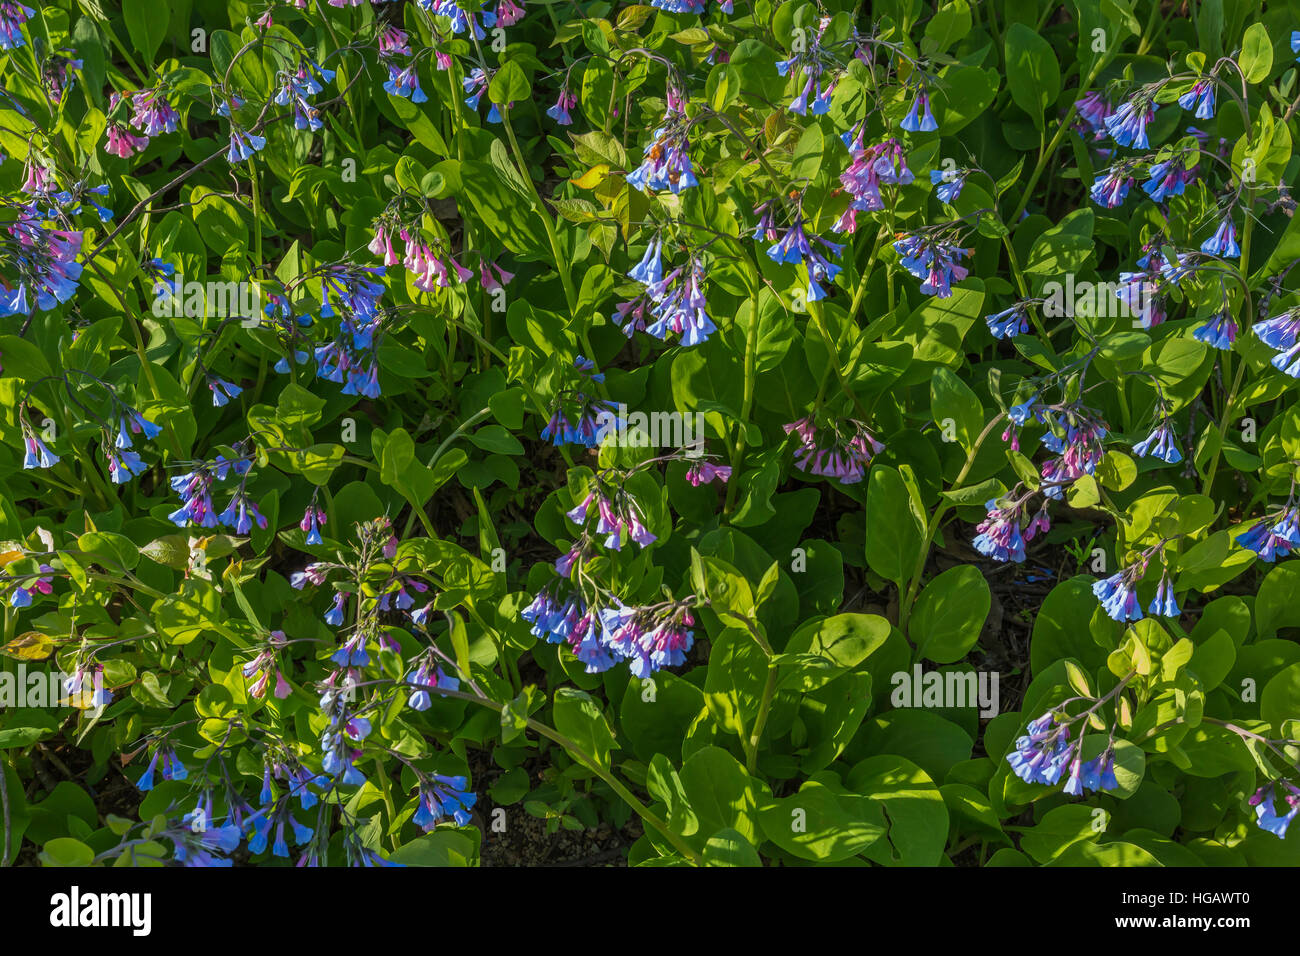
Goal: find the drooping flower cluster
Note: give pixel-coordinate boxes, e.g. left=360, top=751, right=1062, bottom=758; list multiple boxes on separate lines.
left=1105, top=94, right=1157, bottom=149
left=522, top=583, right=614, bottom=673
left=0, top=2, right=33, bottom=50
left=274, top=57, right=336, bottom=132
left=985, top=300, right=1033, bottom=339
left=523, top=580, right=698, bottom=679
left=367, top=201, right=513, bottom=310
left=784, top=416, right=884, bottom=484
left=972, top=493, right=1050, bottom=564
left=834, top=133, right=913, bottom=233
left=566, top=480, right=656, bottom=552
left=1252, top=305, right=1300, bottom=378
left=243, top=631, right=293, bottom=700
left=378, top=20, right=428, bottom=103
left=765, top=211, right=844, bottom=301
left=617, top=240, right=716, bottom=345
left=1027, top=402, right=1110, bottom=497
left=6, top=562, right=53, bottom=607
left=169, top=445, right=263, bottom=531
left=417, top=0, right=498, bottom=40
left=136, top=742, right=189, bottom=791
left=1250, top=781, right=1300, bottom=839
left=899, top=83, right=938, bottom=133
left=893, top=226, right=972, bottom=299
left=412, top=772, right=477, bottom=829
left=1008, top=711, right=1120, bottom=797
left=0, top=201, right=84, bottom=316
left=541, top=357, right=622, bottom=447
left=627, top=87, right=697, bottom=194
left=775, top=15, right=837, bottom=116
left=1132, top=419, right=1182, bottom=465
left=1091, top=548, right=1179, bottom=624
left=271, top=263, right=390, bottom=398
left=1236, top=488, right=1300, bottom=563
left=1141, top=152, right=1198, bottom=202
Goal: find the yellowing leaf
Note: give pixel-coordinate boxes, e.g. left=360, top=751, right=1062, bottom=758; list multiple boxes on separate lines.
left=3, top=630, right=55, bottom=660
left=571, top=164, right=609, bottom=189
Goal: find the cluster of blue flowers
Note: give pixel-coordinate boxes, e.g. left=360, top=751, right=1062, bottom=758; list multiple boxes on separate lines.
left=522, top=584, right=697, bottom=679
left=1008, top=712, right=1119, bottom=796
left=169, top=447, right=266, bottom=532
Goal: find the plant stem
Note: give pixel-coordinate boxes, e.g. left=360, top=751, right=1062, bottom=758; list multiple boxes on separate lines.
left=725, top=282, right=762, bottom=516
left=438, top=687, right=706, bottom=865
left=1202, top=216, right=1254, bottom=495
left=372, top=757, right=401, bottom=851
left=899, top=414, right=1006, bottom=638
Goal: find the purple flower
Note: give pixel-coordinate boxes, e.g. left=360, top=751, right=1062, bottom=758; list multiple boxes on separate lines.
left=1148, top=575, right=1179, bottom=618
left=986, top=303, right=1030, bottom=339
left=1090, top=166, right=1133, bottom=207
left=1200, top=215, right=1240, bottom=258
left=208, top=377, right=243, bottom=407
left=1253, top=783, right=1300, bottom=839
left=1007, top=712, right=1073, bottom=786
left=418, top=0, right=497, bottom=40
left=21, top=428, right=58, bottom=469
left=218, top=488, right=268, bottom=534
left=1253, top=307, right=1300, bottom=376
left=1142, top=156, right=1196, bottom=202
left=972, top=498, right=1028, bottom=563
left=413, top=773, right=477, bottom=829
left=300, top=505, right=327, bottom=545
left=521, top=585, right=616, bottom=673
left=1132, top=420, right=1182, bottom=464
left=1193, top=311, right=1236, bottom=349
left=324, top=592, right=348, bottom=627
left=642, top=258, right=716, bottom=344
left=0, top=2, right=33, bottom=50
left=765, top=214, right=843, bottom=300
left=785, top=417, right=884, bottom=484
left=629, top=236, right=664, bottom=285
left=1237, top=510, right=1298, bottom=562
left=1178, top=78, right=1216, bottom=119
left=834, top=136, right=913, bottom=233
left=685, top=460, right=731, bottom=485
left=1092, top=569, right=1143, bottom=622
left=405, top=658, right=459, bottom=711
left=1105, top=98, right=1156, bottom=149
left=1074, top=92, right=1112, bottom=140
left=599, top=602, right=695, bottom=678
left=226, top=127, right=267, bottom=163
left=900, top=88, right=937, bottom=132
left=893, top=232, right=970, bottom=298
left=385, top=62, right=428, bottom=102
left=930, top=167, right=966, bottom=203
left=0, top=209, right=84, bottom=316
left=547, top=88, right=577, bottom=125
left=627, top=93, right=697, bottom=194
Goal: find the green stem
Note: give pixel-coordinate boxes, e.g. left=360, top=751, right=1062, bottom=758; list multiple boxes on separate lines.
left=498, top=110, right=586, bottom=346
left=746, top=666, right=778, bottom=776
left=724, top=282, right=762, bottom=516
left=808, top=300, right=871, bottom=421
left=1008, top=57, right=1109, bottom=223
left=1201, top=216, right=1254, bottom=495
left=400, top=407, right=493, bottom=538
left=1001, top=235, right=1057, bottom=360
left=438, top=687, right=705, bottom=865
left=372, top=757, right=402, bottom=852
left=899, top=414, right=1006, bottom=638
left=247, top=159, right=263, bottom=269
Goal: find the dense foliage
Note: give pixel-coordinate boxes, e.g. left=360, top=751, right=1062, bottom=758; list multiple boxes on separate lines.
left=2, top=0, right=1300, bottom=868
